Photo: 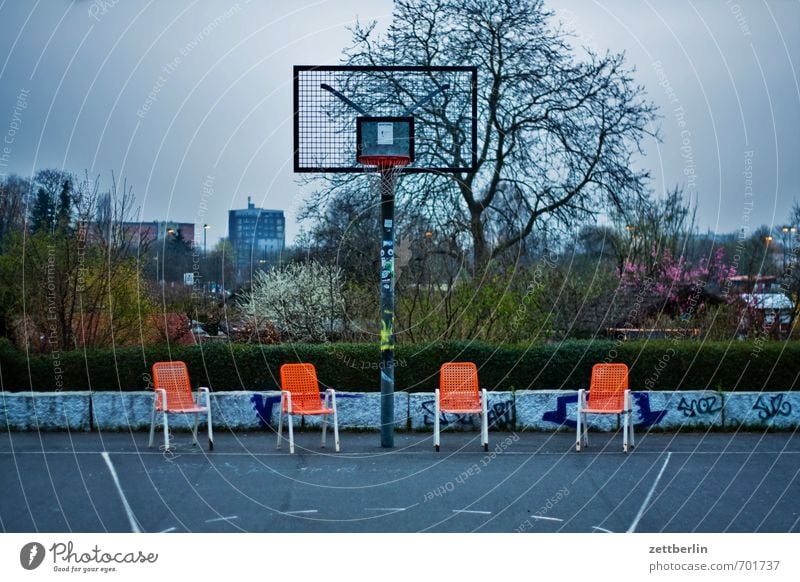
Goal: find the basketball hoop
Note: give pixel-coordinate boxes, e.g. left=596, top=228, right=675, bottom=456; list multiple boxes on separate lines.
left=293, top=64, right=478, bottom=449
left=358, top=155, right=411, bottom=170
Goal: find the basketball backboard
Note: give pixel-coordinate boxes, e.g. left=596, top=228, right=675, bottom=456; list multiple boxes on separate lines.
left=293, top=65, right=477, bottom=173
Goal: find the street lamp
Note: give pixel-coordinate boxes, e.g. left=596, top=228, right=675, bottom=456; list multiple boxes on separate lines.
left=777, top=226, right=798, bottom=270
left=203, top=224, right=210, bottom=257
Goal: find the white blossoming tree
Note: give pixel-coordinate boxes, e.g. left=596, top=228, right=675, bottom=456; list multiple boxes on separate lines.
left=238, top=261, right=344, bottom=343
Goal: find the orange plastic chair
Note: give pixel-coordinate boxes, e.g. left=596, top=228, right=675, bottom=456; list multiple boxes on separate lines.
left=434, top=362, right=489, bottom=452
left=277, top=363, right=339, bottom=454
left=576, top=363, right=634, bottom=453
left=148, top=361, right=213, bottom=452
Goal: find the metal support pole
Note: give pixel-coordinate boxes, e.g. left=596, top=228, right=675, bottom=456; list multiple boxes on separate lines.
left=379, top=168, right=396, bottom=448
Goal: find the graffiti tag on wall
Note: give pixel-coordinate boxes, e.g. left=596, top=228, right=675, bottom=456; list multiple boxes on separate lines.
left=420, top=399, right=513, bottom=428
left=541, top=392, right=668, bottom=428
left=753, top=394, right=792, bottom=420
left=677, top=395, right=722, bottom=417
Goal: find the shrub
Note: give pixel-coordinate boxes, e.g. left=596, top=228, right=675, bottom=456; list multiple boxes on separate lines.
left=1, top=339, right=798, bottom=392
left=237, top=261, right=344, bottom=343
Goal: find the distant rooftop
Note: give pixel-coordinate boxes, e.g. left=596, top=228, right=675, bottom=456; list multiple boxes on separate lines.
left=740, top=293, right=794, bottom=310
left=231, top=196, right=283, bottom=214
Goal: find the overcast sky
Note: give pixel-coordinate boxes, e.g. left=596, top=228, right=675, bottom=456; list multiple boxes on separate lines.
left=0, top=0, right=797, bottom=246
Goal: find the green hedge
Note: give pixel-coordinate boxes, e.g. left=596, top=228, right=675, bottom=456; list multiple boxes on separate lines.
left=1, top=337, right=798, bottom=392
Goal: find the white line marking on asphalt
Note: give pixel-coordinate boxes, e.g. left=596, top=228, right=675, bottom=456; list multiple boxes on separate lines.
left=205, top=515, right=238, bottom=523
left=100, top=452, right=142, bottom=533
left=528, top=515, right=563, bottom=522
left=628, top=451, right=672, bottom=533
left=364, top=503, right=418, bottom=513
left=160, top=527, right=177, bottom=533
left=285, top=509, right=318, bottom=515
left=452, top=509, right=492, bottom=515
left=8, top=449, right=798, bottom=457
left=592, top=526, right=614, bottom=533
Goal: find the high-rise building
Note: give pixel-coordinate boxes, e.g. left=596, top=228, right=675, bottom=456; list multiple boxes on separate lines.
left=228, top=197, right=285, bottom=277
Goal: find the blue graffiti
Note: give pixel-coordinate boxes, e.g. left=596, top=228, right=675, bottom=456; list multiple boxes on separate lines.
left=421, top=399, right=513, bottom=427
left=250, top=394, right=282, bottom=428
left=753, top=394, right=792, bottom=420
left=250, top=393, right=363, bottom=428
left=677, top=396, right=722, bottom=417
left=541, top=393, right=578, bottom=428
left=541, top=392, right=667, bottom=428
left=633, top=393, right=668, bottom=427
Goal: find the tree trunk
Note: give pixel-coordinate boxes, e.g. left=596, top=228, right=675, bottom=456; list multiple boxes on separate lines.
left=471, top=208, right=490, bottom=274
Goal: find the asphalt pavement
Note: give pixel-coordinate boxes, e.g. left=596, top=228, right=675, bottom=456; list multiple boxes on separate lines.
left=1, top=429, right=798, bottom=533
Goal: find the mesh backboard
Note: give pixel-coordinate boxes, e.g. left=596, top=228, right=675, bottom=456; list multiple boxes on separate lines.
left=293, top=65, right=477, bottom=173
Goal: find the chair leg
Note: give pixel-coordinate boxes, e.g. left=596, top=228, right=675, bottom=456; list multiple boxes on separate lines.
left=191, top=414, right=200, bottom=446
left=321, top=393, right=329, bottom=448
left=207, top=403, right=214, bottom=451
left=576, top=389, right=583, bottom=452
left=481, top=389, right=489, bottom=452
left=434, top=389, right=441, bottom=452
left=276, top=397, right=284, bottom=449
left=332, top=393, right=340, bottom=453
left=163, top=411, right=170, bottom=452
left=625, top=390, right=634, bottom=452
left=623, top=410, right=629, bottom=453
left=148, top=406, right=157, bottom=448
left=287, top=413, right=295, bottom=455
left=583, top=413, right=589, bottom=448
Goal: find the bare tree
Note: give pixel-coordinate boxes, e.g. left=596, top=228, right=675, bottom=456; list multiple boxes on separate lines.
left=8, top=171, right=151, bottom=351
left=307, top=0, right=658, bottom=273
left=77, top=173, right=150, bottom=347
left=305, top=188, right=380, bottom=285
left=614, top=185, right=697, bottom=276
left=0, top=175, right=32, bottom=338
left=0, top=175, right=29, bottom=242
left=778, top=202, right=800, bottom=333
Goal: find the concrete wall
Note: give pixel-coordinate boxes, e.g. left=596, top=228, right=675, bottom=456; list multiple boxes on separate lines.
left=1, top=390, right=798, bottom=432
left=0, top=392, right=92, bottom=431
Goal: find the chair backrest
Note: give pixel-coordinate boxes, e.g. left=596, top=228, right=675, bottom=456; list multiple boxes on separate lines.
left=588, top=363, right=628, bottom=410
left=439, top=362, right=480, bottom=409
left=152, top=361, right=195, bottom=410
left=280, top=363, right=323, bottom=412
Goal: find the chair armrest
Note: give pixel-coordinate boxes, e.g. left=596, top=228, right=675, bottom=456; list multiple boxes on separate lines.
left=198, top=386, right=211, bottom=406
left=577, top=389, right=587, bottom=410
left=281, top=390, right=292, bottom=413
left=155, top=388, right=168, bottom=411
left=325, top=388, right=336, bottom=409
